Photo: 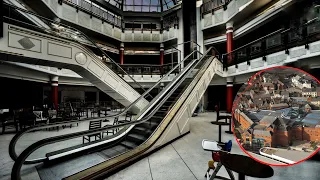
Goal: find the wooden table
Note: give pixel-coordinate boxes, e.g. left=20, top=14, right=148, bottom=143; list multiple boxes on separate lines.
left=219, top=153, right=274, bottom=180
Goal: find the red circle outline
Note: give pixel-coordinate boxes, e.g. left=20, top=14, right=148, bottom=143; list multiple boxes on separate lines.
left=231, top=65, right=320, bottom=167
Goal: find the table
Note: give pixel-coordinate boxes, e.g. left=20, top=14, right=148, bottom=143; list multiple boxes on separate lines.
left=220, top=113, right=233, bottom=134
left=211, top=121, right=229, bottom=143
left=219, top=153, right=274, bottom=180
left=202, top=139, right=222, bottom=151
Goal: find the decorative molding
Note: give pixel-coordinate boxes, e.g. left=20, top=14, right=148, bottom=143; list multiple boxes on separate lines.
left=8, top=32, right=42, bottom=53
left=290, top=48, right=307, bottom=58
left=47, top=42, right=72, bottom=59
left=75, top=52, right=87, bottom=65
left=267, top=53, right=286, bottom=65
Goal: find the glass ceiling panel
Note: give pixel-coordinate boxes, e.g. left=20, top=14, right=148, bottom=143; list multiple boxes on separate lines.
left=121, top=0, right=176, bottom=12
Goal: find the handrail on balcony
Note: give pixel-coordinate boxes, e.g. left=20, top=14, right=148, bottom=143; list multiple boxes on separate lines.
left=62, top=0, right=122, bottom=28
left=221, top=17, right=320, bottom=68
left=200, top=0, right=233, bottom=17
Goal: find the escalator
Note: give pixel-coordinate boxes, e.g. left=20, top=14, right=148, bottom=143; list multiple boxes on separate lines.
left=0, top=3, right=150, bottom=113
left=10, top=46, right=220, bottom=180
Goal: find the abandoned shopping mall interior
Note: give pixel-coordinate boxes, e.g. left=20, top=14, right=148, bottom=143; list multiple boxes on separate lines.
left=0, top=0, right=320, bottom=180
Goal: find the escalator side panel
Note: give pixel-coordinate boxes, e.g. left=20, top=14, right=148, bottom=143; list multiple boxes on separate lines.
left=64, top=56, right=217, bottom=180
left=0, top=23, right=148, bottom=113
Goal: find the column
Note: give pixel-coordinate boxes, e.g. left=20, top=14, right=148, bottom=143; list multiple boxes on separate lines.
left=182, top=0, right=197, bottom=60
left=96, top=91, right=100, bottom=105
left=160, top=43, right=164, bottom=75
left=120, top=42, right=124, bottom=65
left=0, top=0, right=3, bottom=38
left=226, top=76, right=234, bottom=113
left=160, top=43, right=164, bottom=65
left=51, top=76, right=59, bottom=110
left=226, top=22, right=234, bottom=65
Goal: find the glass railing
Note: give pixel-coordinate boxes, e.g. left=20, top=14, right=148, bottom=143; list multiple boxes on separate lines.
left=222, top=18, right=320, bottom=68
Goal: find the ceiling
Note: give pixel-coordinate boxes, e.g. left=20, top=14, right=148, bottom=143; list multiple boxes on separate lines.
left=103, top=0, right=180, bottom=12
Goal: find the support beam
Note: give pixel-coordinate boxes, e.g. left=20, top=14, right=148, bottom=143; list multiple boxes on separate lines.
left=51, top=76, right=59, bottom=110
left=120, top=42, right=124, bottom=65
left=226, top=76, right=234, bottom=113
left=0, top=0, right=3, bottom=38
left=226, top=22, right=234, bottom=65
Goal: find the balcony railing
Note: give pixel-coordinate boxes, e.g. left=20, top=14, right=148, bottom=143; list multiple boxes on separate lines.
left=62, top=0, right=123, bottom=28
left=105, top=63, right=179, bottom=77
left=62, top=0, right=178, bottom=33
left=163, top=14, right=179, bottom=30
left=222, top=18, right=320, bottom=69
left=200, top=0, right=232, bottom=18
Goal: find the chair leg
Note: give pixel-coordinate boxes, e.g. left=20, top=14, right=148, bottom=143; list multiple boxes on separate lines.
left=204, top=167, right=211, bottom=178
left=1, top=125, right=5, bottom=134
left=210, top=162, right=222, bottom=180
left=226, top=168, right=235, bottom=180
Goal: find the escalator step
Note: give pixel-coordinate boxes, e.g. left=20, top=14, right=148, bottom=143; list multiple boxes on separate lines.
left=127, top=133, right=148, bottom=144
left=152, top=116, right=164, bottom=119
left=100, top=148, right=120, bottom=158
left=112, top=145, right=129, bottom=154
left=136, top=121, right=159, bottom=128
left=131, top=126, right=153, bottom=135
left=120, top=141, right=138, bottom=149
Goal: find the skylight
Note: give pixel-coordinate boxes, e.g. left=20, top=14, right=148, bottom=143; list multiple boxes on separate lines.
left=104, top=0, right=178, bottom=12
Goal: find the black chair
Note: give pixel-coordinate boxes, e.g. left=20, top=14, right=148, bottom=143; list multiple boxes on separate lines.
left=47, top=110, right=63, bottom=131
left=91, top=106, right=100, bottom=117
left=102, top=117, right=119, bottom=137
left=1, top=109, right=19, bottom=134
left=83, top=120, right=102, bottom=143
left=118, top=112, right=133, bottom=123
left=215, top=105, right=230, bottom=123
left=19, top=109, right=36, bottom=130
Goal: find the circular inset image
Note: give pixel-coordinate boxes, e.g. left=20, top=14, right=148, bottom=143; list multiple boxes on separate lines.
left=232, top=66, right=320, bottom=166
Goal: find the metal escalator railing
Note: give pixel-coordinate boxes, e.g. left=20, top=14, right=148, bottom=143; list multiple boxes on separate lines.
left=11, top=47, right=213, bottom=180
left=8, top=48, right=202, bottom=163
left=2, top=2, right=152, bottom=99
left=66, top=50, right=215, bottom=180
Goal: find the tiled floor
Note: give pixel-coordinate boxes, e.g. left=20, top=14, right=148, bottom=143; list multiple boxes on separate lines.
left=0, top=111, right=123, bottom=180
left=0, top=112, right=319, bottom=180
left=106, top=112, right=320, bottom=180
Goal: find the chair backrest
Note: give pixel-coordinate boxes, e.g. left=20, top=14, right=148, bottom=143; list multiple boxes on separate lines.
left=125, top=112, right=132, bottom=121
left=89, top=120, right=102, bottom=130
left=224, top=140, right=232, bottom=152
left=113, top=117, right=119, bottom=125
left=48, top=110, right=57, bottom=118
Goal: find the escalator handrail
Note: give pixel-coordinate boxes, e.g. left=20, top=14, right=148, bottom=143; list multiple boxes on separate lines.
left=3, top=2, right=152, bottom=99
left=65, top=50, right=215, bottom=180
left=10, top=49, right=211, bottom=180
left=8, top=49, right=201, bottom=161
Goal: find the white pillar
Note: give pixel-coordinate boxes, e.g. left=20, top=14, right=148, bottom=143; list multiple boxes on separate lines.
left=177, top=9, right=184, bottom=69
left=196, top=5, right=204, bottom=55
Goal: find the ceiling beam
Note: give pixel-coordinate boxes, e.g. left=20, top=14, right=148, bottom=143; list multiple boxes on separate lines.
left=160, top=0, right=164, bottom=12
